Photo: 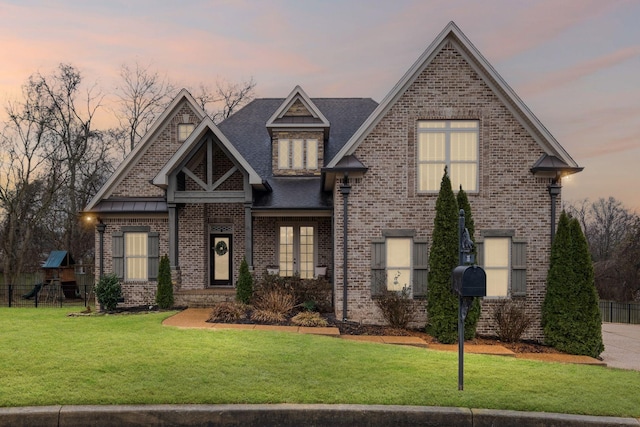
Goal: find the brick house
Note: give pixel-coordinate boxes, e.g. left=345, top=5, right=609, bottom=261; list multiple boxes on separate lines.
left=84, top=22, right=581, bottom=340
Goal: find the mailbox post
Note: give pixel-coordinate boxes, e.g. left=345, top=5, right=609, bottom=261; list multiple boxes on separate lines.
left=453, top=209, right=486, bottom=390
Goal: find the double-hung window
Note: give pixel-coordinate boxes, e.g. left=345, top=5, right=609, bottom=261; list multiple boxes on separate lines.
left=386, top=238, right=412, bottom=291
left=476, top=231, right=527, bottom=298
left=278, top=139, right=318, bottom=170
left=417, top=120, right=478, bottom=192
left=483, top=237, right=510, bottom=297
left=112, top=227, right=160, bottom=281
left=371, top=232, right=428, bottom=298
left=125, top=232, right=148, bottom=281
left=278, top=224, right=316, bottom=279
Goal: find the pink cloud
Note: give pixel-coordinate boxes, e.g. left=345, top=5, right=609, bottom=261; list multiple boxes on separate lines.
left=479, top=0, right=623, bottom=60
left=518, top=46, right=640, bottom=97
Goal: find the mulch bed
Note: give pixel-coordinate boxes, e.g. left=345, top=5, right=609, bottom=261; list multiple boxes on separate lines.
left=206, top=307, right=560, bottom=354
left=78, top=305, right=560, bottom=355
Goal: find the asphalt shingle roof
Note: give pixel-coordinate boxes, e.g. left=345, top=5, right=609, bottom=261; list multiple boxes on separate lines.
left=218, top=97, right=377, bottom=210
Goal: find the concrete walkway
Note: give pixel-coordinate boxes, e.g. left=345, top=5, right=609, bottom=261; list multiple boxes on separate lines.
left=602, top=323, right=640, bottom=371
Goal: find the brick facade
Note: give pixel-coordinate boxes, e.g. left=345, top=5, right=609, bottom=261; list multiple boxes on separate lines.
left=90, top=27, right=577, bottom=345
left=112, top=103, right=201, bottom=198
left=331, top=41, right=556, bottom=341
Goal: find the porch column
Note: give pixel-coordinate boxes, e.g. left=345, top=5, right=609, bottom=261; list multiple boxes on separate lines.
left=168, top=203, right=180, bottom=269
left=245, top=201, right=253, bottom=267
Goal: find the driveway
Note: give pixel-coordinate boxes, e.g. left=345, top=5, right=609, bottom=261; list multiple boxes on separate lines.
left=601, top=323, right=640, bottom=371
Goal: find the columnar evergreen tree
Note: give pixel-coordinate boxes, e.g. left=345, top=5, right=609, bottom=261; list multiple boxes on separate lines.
left=456, top=185, right=480, bottom=339
left=236, top=256, right=253, bottom=304
left=156, top=254, right=174, bottom=309
left=426, top=169, right=460, bottom=343
left=542, top=211, right=604, bottom=357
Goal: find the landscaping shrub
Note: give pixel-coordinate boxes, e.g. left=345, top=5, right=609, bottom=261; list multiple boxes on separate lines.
left=493, top=299, right=532, bottom=342
left=255, top=273, right=332, bottom=313
left=542, top=212, right=604, bottom=357
left=251, top=288, right=295, bottom=323
left=374, top=286, right=417, bottom=329
left=208, top=301, right=249, bottom=323
left=95, top=273, right=122, bottom=311
left=291, top=311, right=328, bottom=327
left=426, top=168, right=462, bottom=343
left=236, top=257, right=253, bottom=304
left=156, top=254, right=174, bottom=309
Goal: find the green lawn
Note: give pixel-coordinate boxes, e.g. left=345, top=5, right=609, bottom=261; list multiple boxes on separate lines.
left=1, top=308, right=639, bottom=417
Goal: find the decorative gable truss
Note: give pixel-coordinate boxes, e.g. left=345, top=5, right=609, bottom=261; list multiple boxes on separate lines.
left=153, top=116, right=265, bottom=204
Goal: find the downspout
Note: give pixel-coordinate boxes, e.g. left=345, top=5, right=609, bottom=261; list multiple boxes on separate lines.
left=548, top=180, right=561, bottom=245
left=340, top=173, right=351, bottom=321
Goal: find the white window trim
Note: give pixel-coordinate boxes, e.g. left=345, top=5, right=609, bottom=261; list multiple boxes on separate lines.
left=417, top=120, right=479, bottom=193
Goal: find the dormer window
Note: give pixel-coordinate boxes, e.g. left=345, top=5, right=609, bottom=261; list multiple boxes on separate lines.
left=278, top=138, right=318, bottom=170
left=178, top=123, right=195, bottom=142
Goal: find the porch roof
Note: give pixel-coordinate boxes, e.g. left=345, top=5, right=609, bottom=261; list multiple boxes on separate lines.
left=88, top=198, right=168, bottom=213
left=253, top=177, right=332, bottom=210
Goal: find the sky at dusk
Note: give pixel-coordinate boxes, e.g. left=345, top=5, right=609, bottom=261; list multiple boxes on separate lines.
left=1, top=0, right=639, bottom=211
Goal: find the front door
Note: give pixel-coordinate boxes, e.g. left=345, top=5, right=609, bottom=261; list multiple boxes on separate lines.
left=210, top=234, right=232, bottom=286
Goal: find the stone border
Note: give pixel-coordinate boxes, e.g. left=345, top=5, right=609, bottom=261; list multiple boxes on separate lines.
left=1, top=404, right=638, bottom=427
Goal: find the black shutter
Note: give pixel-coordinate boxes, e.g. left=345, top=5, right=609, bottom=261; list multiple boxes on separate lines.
left=413, top=239, right=428, bottom=297
left=148, top=232, right=160, bottom=281
left=371, top=240, right=386, bottom=296
left=511, top=240, right=527, bottom=297
left=112, top=232, right=124, bottom=280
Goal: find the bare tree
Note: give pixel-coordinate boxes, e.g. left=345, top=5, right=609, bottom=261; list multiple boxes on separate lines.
left=113, top=61, right=176, bottom=156
left=565, top=197, right=639, bottom=301
left=0, top=64, right=115, bottom=272
left=192, top=77, right=256, bottom=123
left=0, top=81, right=61, bottom=284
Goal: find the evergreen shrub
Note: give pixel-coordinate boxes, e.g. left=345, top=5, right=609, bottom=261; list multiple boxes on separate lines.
left=95, top=273, right=122, bottom=311
left=542, top=211, right=604, bottom=357
left=236, top=257, right=253, bottom=304
left=156, top=254, right=174, bottom=309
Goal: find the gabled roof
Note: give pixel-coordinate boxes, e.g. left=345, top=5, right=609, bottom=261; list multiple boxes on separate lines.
left=265, top=85, right=330, bottom=133
left=153, top=116, right=264, bottom=189
left=327, top=21, right=581, bottom=170
left=42, top=251, right=74, bottom=268
left=84, top=89, right=206, bottom=211
left=218, top=97, right=377, bottom=210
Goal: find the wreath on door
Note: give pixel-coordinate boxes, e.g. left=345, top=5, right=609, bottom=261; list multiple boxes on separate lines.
left=215, top=241, right=228, bottom=256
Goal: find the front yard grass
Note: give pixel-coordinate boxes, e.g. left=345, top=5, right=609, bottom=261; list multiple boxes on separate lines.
left=1, top=308, right=638, bottom=418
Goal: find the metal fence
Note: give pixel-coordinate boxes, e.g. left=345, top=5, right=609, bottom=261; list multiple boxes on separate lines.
left=600, top=300, right=640, bottom=324
left=0, top=267, right=95, bottom=308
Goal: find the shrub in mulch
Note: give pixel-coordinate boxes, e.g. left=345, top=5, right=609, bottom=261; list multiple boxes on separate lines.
left=208, top=301, right=249, bottom=323
left=291, top=311, right=328, bottom=327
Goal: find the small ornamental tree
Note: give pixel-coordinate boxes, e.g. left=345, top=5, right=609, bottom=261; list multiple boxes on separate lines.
left=95, top=273, right=122, bottom=311
left=156, top=254, right=174, bottom=309
left=236, top=256, right=253, bottom=304
left=426, top=168, right=460, bottom=343
left=542, top=212, right=604, bottom=357
left=456, top=185, right=480, bottom=339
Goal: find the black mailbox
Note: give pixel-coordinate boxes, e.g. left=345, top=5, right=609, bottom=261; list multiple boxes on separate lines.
left=452, top=265, right=486, bottom=297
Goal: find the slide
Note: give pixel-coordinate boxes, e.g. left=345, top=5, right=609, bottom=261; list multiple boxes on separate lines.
left=22, top=283, right=43, bottom=299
